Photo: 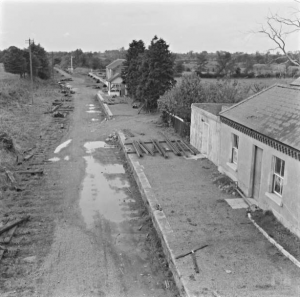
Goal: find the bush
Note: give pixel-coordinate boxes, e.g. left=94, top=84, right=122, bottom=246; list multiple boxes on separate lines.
left=158, top=74, right=252, bottom=122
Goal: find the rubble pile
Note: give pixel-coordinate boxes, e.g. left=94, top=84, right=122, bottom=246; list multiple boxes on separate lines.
left=105, top=132, right=118, bottom=143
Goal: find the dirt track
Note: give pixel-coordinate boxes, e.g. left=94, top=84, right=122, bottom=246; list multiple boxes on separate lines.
left=0, top=71, right=179, bottom=297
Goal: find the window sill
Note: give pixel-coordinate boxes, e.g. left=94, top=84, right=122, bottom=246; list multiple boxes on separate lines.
left=226, top=162, right=237, bottom=172
left=265, top=192, right=283, bottom=207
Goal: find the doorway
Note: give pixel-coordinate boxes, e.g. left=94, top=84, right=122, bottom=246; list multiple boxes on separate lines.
left=202, top=122, right=209, bottom=155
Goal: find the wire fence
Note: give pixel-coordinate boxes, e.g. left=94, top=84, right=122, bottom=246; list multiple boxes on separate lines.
left=166, top=112, right=190, bottom=138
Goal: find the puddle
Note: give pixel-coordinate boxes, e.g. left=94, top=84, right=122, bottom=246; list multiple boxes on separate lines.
left=84, top=141, right=116, bottom=153
left=64, top=156, right=70, bottom=161
left=86, top=110, right=102, bottom=114
left=91, top=118, right=99, bottom=122
left=54, top=139, right=72, bottom=153
left=80, top=156, right=129, bottom=227
left=48, top=157, right=60, bottom=162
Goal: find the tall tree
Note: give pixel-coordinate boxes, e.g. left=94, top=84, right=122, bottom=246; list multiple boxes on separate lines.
left=3, top=46, right=27, bottom=78
left=196, top=52, right=208, bottom=73
left=136, top=36, right=176, bottom=110
left=216, top=51, right=233, bottom=75
left=258, top=1, right=300, bottom=66
left=175, top=60, right=184, bottom=76
left=122, top=40, right=145, bottom=99
left=24, top=42, right=50, bottom=79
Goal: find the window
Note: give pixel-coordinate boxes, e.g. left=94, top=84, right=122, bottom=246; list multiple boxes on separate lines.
left=273, top=156, right=285, bottom=196
left=231, top=134, right=239, bottom=164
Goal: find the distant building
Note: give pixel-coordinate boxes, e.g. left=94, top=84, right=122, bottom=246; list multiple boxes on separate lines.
left=106, top=59, right=126, bottom=96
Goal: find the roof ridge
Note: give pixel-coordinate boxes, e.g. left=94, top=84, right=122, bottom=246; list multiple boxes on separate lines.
left=106, top=59, right=126, bottom=69
left=219, top=84, right=277, bottom=116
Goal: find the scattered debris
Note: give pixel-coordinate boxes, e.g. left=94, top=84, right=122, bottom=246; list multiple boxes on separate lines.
left=14, top=169, right=43, bottom=175
left=54, top=139, right=72, bottom=154
left=189, top=274, right=196, bottom=281
left=106, top=132, right=118, bottom=142
left=0, top=225, right=18, bottom=244
left=164, top=280, right=170, bottom=289
left=191, top=251, right=200, bottom=273
left=53, top=111, right=65, bottom=118
left=0, top=132, right=14, bottom=151
left=23, top=153, right=34, bottom=161
left=122, top=129, right=135, bottom=137
left=5, top=169, right=16, bottom=184
left=22, top=256, right=37, bottom=263
left=0, top=215, right=30, bottom=236
left=175, top=244, right=208, bottom=260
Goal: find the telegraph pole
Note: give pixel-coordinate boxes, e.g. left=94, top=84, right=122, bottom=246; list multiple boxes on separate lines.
left=70, top=55, right=74, bottom=73
left=25, top=38, right=34, bottom=104
left=52, top=51, right=54, bottom=80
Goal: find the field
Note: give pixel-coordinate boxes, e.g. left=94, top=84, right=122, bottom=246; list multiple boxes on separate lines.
left=175, top=74, right=294, bottom=90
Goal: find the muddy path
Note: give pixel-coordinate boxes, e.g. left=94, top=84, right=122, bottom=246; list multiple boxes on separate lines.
left=0, top=72, right=179, bottom=297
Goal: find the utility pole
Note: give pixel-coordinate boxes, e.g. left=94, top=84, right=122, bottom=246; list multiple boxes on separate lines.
left=70, top=55, right=74, bottom=73
left=25, top=38, right=34, bottom=104
left=52, top=51, right=54, bottom=80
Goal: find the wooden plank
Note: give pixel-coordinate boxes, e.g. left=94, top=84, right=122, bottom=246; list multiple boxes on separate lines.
left=191, top=252, right=200, bottom=273
left=5, top=170, right=16, bottom=183
left=137, top=140, right=149, bottom=155
left=183, top=140, right=200, bottom=155
left=151, top=139, right=163, bottom=157
left=4, top=225, right=18, bottom=244
left=181, top=140, right=197, bottom=155
left=159, top=132, right=181, bottom=156
left=176, top=140, right=189, bottom=157
left=154, top=139, right=168, bottom=159
left=14, top=169, right=43, bottom=174
left=139, top=140, right=155, bottom=156
left=0, top=216, right=30, bottom=236
left=51, top=103, right=63, bottom=113
left=132, top=141, right=143, bottom=158
left=175, top=244, right=208, bottom=259
left=133, top=141, right=144, bottom=156
left=24, top=154, right=34, bottom=161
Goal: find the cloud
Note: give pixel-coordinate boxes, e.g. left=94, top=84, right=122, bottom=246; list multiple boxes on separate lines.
left=64, top=32, right=70, bottom=37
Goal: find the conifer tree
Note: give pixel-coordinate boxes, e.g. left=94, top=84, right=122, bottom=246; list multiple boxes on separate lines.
left=122, top=40, right=145, bottom=99
left=137, top=36, right=175, bottom=110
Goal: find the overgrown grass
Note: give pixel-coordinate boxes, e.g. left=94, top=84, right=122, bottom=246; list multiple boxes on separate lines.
left=0, top=65, right=61, bottom=165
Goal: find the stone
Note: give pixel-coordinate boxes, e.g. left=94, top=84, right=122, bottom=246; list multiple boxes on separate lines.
left=22, top=256, right=36, bottom=263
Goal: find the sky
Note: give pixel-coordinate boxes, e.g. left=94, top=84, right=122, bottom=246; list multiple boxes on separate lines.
left=0, top=0, right=299, bottom=54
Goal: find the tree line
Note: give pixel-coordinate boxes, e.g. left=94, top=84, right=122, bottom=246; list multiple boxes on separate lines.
left=174, top=50, right=300, bottom=78
left=0, top=43, right=50, bottom=79
left=52, top=48, right=126, bottom=71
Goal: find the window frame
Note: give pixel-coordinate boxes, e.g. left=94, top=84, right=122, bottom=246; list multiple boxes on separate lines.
left=272, top=156, right=285, bottom=197
left=231, top=134, right=239, bottom=165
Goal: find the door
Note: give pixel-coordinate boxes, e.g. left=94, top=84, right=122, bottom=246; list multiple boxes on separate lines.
left=202, top=122, right=209, bottom=155
left=252, top=146, right=263, bottom=200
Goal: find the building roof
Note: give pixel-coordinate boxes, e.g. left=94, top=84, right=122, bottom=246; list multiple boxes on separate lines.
left=193, top=103, right=233, bottom=115
left=106, top=59, right=126, bottom=70
left=290, top=77, right=300, bottom=87
left=219, top=84, right=300, bottom=151
left=107, top=72, right=122, bottom=83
